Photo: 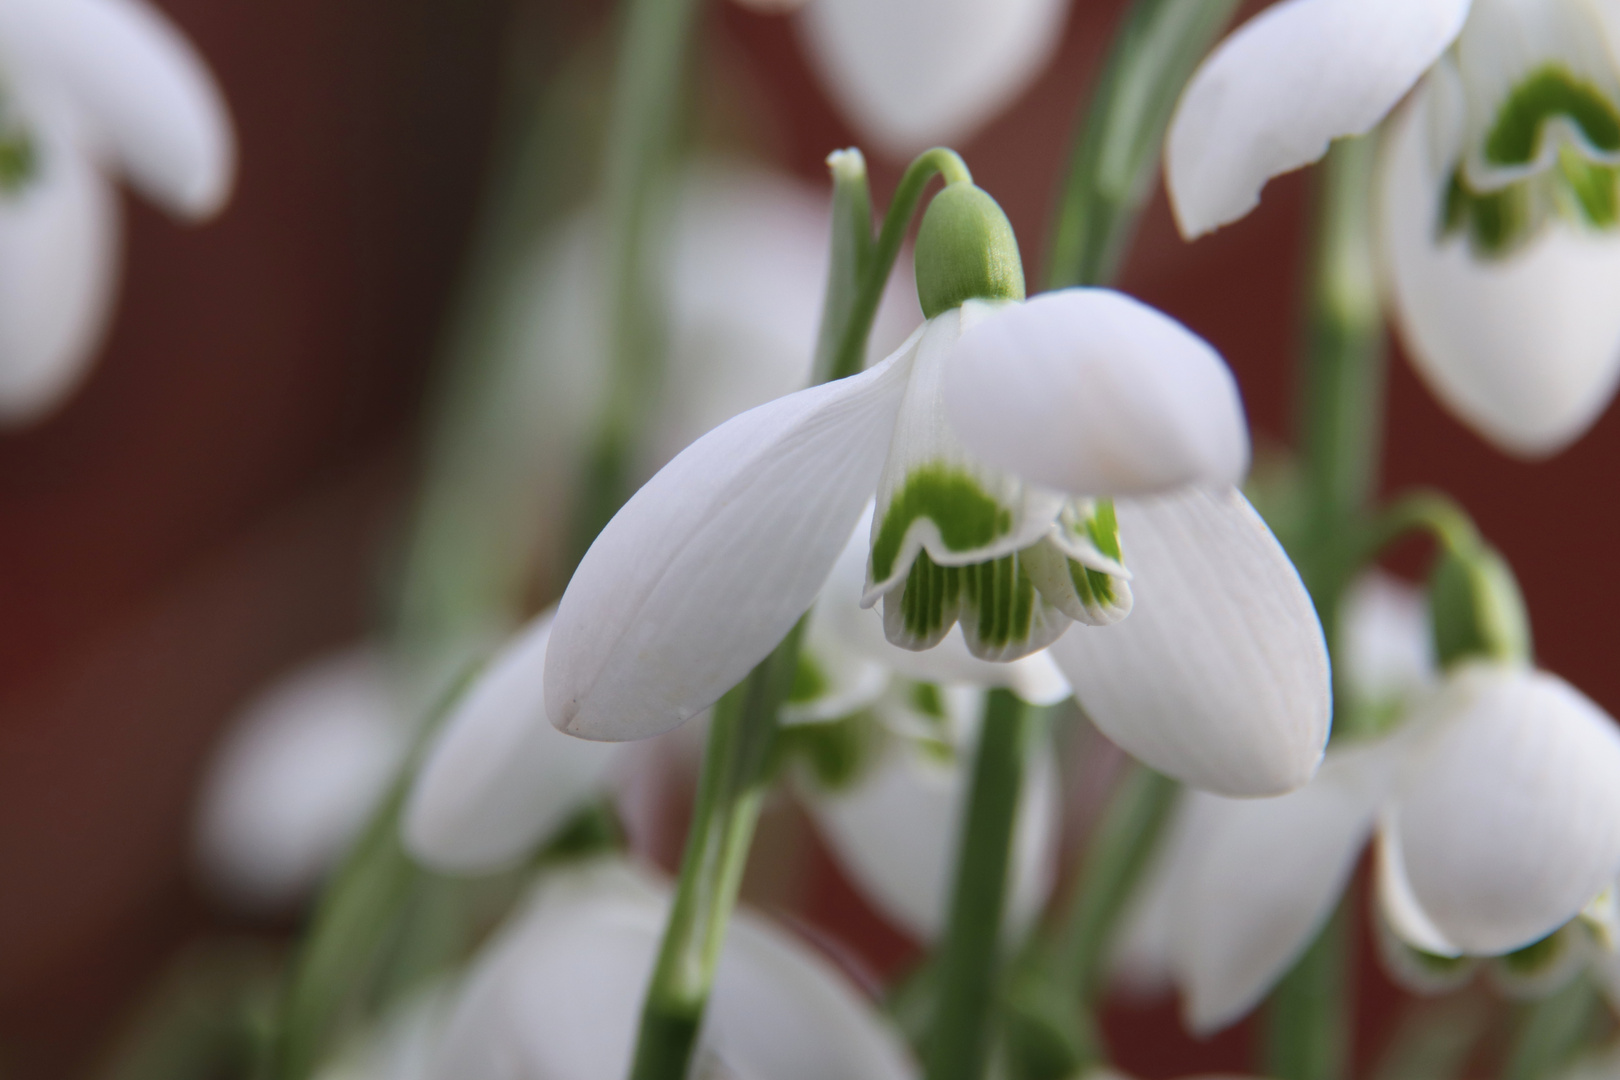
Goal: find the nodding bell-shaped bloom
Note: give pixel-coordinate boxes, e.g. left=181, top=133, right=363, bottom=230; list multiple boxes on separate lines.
left=784, top=511, right=1065, bottom=941
left=1169, top=0, right=1620, bottom=456
left=194, top=647, right=410, bottom=912
left=425, top=857, right=917, bottom=1080
left=729, top=0, right=1068, bottom=158
left=546, top=178, right=1329, bottom=798
left=1119, top=574, right=1620, bottom=1035
left=0, top=0, right=233, bottom=423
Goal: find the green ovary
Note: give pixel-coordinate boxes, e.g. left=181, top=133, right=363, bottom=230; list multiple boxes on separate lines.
left=870, top=466, right=1013, bottom=584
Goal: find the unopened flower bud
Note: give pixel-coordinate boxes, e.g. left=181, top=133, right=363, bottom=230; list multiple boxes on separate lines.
left=914, top=181, right=1025, bottom=318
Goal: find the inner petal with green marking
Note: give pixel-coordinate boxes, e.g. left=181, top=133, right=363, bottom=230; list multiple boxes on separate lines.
left=1445, top=64, right=1620, bottom=256
left=881, top=547, right=1071, bottom=662
left=869, top=464, right=1016, bottom=587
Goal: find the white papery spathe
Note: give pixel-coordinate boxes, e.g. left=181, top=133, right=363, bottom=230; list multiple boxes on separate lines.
left=194, top=647, right=409, bottom=912
left=730, top=0, right=1068, bottom=158
left=546, top=286, right=1328, bottom=799
left=1132, top=662, right=1620, bottom=1034
left=403, top=608, right=622, bottom=874
left=428, top=857, right=916, bottom=1080
left=1380, top=85, right=1620, bottom=457
left=0, top=0, right=233, bottom=423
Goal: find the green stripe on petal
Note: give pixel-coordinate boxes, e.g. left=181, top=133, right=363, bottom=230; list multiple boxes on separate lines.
left=1485, top=65, right=1620, bottom=167
left=881, top=547, right=1070, bottom=662
left=870, top=465, right=1015, bottom=583
left=1023, top=536, right=1133, bottom=627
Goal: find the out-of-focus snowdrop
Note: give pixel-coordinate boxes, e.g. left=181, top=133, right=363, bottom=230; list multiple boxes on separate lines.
left=785, top=511, right=1066, bottom=940
left=458, top=160, right=918, bottom=621
left=1118, top=572, right=1620, bottom=1034
left=194, top=648, right=410, bottom=912
left=423, top=856, right=916, bottom=1080
left=312, top=988, right=454, bottom=1080
left=728, top=0, right=1067, bottom=158
left=1168, top=0, right=1620, bottom=456
left=0, top=0, right=232, bottom=423
left=544, top=176, right=1329, bottom=798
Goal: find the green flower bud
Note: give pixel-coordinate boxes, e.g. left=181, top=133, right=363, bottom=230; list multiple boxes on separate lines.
left=914, top=182, right=1025, bottom=319
left=1428, top=542, right=1532, bottom=669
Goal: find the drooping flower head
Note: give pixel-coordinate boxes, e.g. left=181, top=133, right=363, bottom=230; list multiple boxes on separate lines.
left=1169, top=0, right=1620, bottom=455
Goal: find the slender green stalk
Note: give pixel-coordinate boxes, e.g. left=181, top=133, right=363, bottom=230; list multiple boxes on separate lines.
left=1052, top=765, right=1180, bottom=1003
left=925, top=689, right=1033, bottom=1080
left=1263, top=902, right=1352, bottom=1080
left=821, top=148, right=971, bottom=383
left=1370, top=993, right=1491, bottom=1080
left=1363, top=490, right=1482, bottom=562
left=1044, top=0, right=1240, bottom=289
left=1265, top=134, right=1387, bottom=1080
left=628, top=620, right=805, bottom=1080
left=571, top=0, right=707, bottom=564
left=1501, top=976, right=1603, bottom=1080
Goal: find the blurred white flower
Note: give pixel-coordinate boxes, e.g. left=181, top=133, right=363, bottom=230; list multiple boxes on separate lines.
left=1119, top=574, right=1620, bottom=1034
left=730, top=0, right=1069, bottom=158
left=425, top=857, right=917, bottom=1080
left=194, top=647, right=409, bottom=912
left=1168, top=0, right=1620, bottom=456
left=546, top=281, right=1329, bottom=798
left=0, top=0, right=233, bottom=423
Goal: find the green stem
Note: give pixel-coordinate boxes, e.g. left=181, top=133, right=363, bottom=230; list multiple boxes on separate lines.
left=821, top=147, right=971, bottom=383
left=1044, top=0, right=1240, bottom=289
left=1263, top=901, right=1352, bottom=1080
left=925, top=689, right=1032, bottom=1080
left=1501, top=976, right=1603, bottom=1080
left=1362, top=490, right=1482, bottom=562
left=627, top=622, right=806, bottom=1080
left=1051, top=764, right=1180, bottom=1003
left=571, top=0, right=707, bottom=565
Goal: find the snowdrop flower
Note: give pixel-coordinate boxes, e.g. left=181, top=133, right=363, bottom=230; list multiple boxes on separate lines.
left=313, top=988, right=453, bottom=1080
left=0, top=0, right=233, bottom=423
left=1124, top=574, right=1620, bottom=1034
left=546, top=178, right=1329, bottom=798
left=729, top=0, right=1068, bottom=158
left=426, top=856, right=916, bottom=1080
left=1168, top=0, right=1620, bottom=456
left=194, top=647, right=409, bottom=911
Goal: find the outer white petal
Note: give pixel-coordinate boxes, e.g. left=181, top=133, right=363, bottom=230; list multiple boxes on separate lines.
left=403, top=609, right=621, bottom=873
left=818, top=507, right=1070, bottom=706
left=1391, top=665, right=1620, bottom=954
left=0, top=113, right=118, bottom=425
left=805, top=712, right=1060, bottom=941
left=795, top=0, right=1068, bottom=157
left=1380, top=87, right=1620, bottom=457
left=1374, top=809, right=1463, bottom=957
left=194, top=647, right=409, bottom=911
left=1167, top=0, right=1471, bottom=237
left=432, top=859, right=913, bottom=1080
left=0, top=0, right=235, bottom=217
left=1174, top=744, right=1393, bottom=1034
left=942, top=292, right=1249, bottom=498
left=545, top=344, right=914, bottom=741
left=1049, top=487, right=1330, bottom=797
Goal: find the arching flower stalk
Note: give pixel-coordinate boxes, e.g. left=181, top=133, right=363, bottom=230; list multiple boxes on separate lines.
left=1168, top=0, right=1620, bottom=456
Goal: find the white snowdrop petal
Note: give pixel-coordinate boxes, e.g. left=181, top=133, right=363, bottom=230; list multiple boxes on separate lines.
left=1339, top=570, right=1436, bottom=708
left=1176, top=745, right=1392, bottom=1034
left=942, top=291, right=1250, bottom=498
left=432, top=860, right=912, bottom=1080
left=403, top=610, right=621, bottom=873
left=0, top=115, right=118, bottom=425
left=546, top=344, right=914, bottom=742
left=1392, top=665, right=1620, bottom=954
left=1049, top=487, right=1330, bottom=797
left=805, top=712, right=1060, bottom=942
left=195, top=647, right=409, bottom=911
left=1375, top=810, right=1463, bottom=957
left=795, top=0, right=1068, bottom=157
left=0, top=0, right=235, bottom=217
left=1380, top=87, right=1620, bottom=458
left=1166, top=0, right=1471, bottom=237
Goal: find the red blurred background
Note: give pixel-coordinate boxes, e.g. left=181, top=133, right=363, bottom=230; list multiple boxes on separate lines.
left=0, top=0, right=1608, bottom=1075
